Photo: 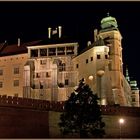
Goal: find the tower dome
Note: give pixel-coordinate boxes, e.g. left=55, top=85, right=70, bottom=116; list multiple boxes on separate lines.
left=101, top=13, right=118, bottom=29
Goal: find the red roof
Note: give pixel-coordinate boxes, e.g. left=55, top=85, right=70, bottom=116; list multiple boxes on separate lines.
left=0, top=40, right=42, bottom=56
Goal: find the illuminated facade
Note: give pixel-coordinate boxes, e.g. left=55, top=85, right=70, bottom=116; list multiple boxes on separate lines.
left=0, top=15, right=139, bottom=106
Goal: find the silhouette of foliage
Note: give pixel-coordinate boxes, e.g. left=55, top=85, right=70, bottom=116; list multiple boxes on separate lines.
left=59, top=78, right=105, bottom=138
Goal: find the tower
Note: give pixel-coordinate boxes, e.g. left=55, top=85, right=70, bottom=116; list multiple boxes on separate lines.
left=97, top=13, right=127, bottom=105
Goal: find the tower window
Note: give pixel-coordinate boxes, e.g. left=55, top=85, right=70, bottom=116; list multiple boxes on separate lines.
left=105, top=55, right=108, bottom=59
left=86, top=59, right=88, bottom=64
left=97, top=54, right=101, bottom=59
left=76, top=64, right=79, bottom=68
left=91, top=57, right=93, bottom=61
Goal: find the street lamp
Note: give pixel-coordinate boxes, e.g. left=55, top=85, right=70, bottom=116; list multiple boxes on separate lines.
left=97, top=70, right=105, bottom=106
left=119, top=118, right=125, bottom=138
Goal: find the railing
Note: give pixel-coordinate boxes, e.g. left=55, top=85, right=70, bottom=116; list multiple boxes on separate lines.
left=0, top=95, right=140, bottom=116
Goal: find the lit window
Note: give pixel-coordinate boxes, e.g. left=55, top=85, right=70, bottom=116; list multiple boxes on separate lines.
left=14, top=80, right=19, bottom=87
left=97, top=54, right=101, bottom=59
left=65, top=79, right=69, bottom=85
left=0, top=82, right=3, bottom=88
left=86, top=59, right=88, bottom=64
left=76, top=64, right=79, bottom=68
left=91, top=57, right=93, bottom=61
left=0, top=69, right=3, bottom=75
left=14, top=67, right=19, bottom=74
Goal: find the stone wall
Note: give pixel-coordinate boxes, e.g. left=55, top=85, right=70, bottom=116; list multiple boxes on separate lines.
left=0, top=95, right=139, bottom=138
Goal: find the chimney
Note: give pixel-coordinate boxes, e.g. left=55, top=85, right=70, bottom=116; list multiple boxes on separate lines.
left=18, top=38, right=20, bottom=47
left=94, top=29, right=98, bottom=42
left=48, top=27, right=51, bottom=39
left=58, top=26, right=62, bottom=38
left=87, top=41, right=91, bottom=46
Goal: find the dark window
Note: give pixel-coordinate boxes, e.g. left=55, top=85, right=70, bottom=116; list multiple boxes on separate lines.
left=105, top=55, right=108, bottom=59
left=14, top=67, right=19, bottom=74
left=91, top=57, right=93, bottom=61
left=66, top=46, right=74, bottom=55
left=86, top=59, right=88, bottom=64
left=132, top=98, right=135, bottom=102
left=97, top=54, right=101, bottom=59
left=46, top=72, right=51, bottom=77
left=0, top=69, right=3, bottom=75
left=62, top=63, right=66, bottom=71
left=65, top=79, right=69, bottom=85
left=31, top=49, right=38, bottom=57
left=14, top=80, right=19, bottom=87
left=57, top=47, right=65, bottom=55
left=48, top=48, right=56, bottom=56
left=40, top=49, right=47, bottom=56
left=0, top=82, right=3, bottom=88
left=40, top=60, right=46, bottom=65
left=76, top=64, right=79, bottom=68
left=36, top=73, right=40, bottom=78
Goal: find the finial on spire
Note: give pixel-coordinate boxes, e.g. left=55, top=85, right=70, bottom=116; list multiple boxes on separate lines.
left=107, top=12, right=110, bottom=17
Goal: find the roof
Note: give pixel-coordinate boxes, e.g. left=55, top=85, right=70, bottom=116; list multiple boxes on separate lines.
left=0, top=40, right=42, bottom=57
left=0, top=35, right=78, bottom=57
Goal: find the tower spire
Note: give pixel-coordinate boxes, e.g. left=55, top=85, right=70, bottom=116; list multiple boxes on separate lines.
left=125, top=65, right=130, bottom=82
left=107, top=12, right=110, bottom=17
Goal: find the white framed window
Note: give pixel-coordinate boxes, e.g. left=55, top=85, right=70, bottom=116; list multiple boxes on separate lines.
left=14, top=80, right=19, bottom=87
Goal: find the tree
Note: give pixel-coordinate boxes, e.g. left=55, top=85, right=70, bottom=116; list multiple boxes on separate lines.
left=58, top=78, right=105, bottom=138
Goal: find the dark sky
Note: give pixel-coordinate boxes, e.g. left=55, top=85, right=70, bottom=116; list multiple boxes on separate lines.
left=0, top=1, right=140, bottom=87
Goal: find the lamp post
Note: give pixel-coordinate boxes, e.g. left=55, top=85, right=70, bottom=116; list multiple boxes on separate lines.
left=119, top=118, right=124, bottom=139
left=97, top=70, right=105, bottom=106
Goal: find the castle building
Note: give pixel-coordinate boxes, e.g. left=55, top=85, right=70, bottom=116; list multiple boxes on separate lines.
left=0, top=15, right=139, bottom=107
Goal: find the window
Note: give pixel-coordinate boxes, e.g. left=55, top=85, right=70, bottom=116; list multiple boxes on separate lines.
left=40, top=49, right=47, bottom=56
left=86, top=59, right=88, bottom=64
left=14, top=80, right=19, bottom=87
left=91, top=57, right=93, bottom=61
left=97, top=54, right=101, bottom=59
left=14, top=67, right=19, bottom=74
left=76, top=64, right=79, bottom=68
left=31, top=49, right=38, bottom=57
left=105, top=55, right=108, bottom=59
left=132, top=98, right=135, bottom=102
left=40, top=60, right=47, bottom=65
left=48, top=48, right=56, bottom=56
left=14, top=93, right=18, bottom=97
left=0, top=82, right=3, bottom=88
left=46, top=72, right=51, bottom=77
left=0, top=69, right=3, bottom=76
left=36, top=73, right=40, bottom=78
left=65, top=79, right=69, bottom=85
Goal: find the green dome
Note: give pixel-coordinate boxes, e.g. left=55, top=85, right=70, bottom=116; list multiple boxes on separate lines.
left=101, top=14, right=118, bottom=29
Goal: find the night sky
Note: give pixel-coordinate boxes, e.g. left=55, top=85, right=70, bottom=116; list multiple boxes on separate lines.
left=0, top=1, right=140, bottom=87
